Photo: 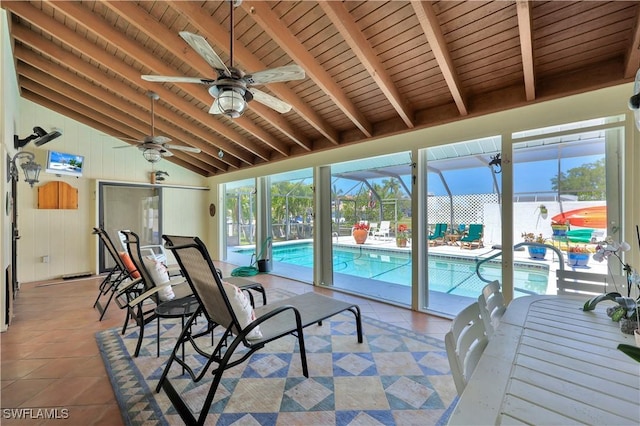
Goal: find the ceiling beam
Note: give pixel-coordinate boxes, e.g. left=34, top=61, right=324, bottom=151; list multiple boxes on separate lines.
left=319, top=1, right=414, bottom=129
left=516, top=0, right=536, bottom=101
left=411, top=0, right=468, bottom=116
left=167, top=0, right=339, bottom=146
left=45, top=0, right=291, bottom=159
left=242, top=0, right=373, bottom=138
left=624, top=3, right=640, bottom=79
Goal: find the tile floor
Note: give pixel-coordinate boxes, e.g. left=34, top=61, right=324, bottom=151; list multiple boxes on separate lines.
left=1, top=263, right=452, bottom=425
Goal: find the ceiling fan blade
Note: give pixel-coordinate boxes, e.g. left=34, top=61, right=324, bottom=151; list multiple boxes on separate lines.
left=245, top=64, right=305, bottom=85
left=249, top=88, right=292, bottom=114
left=161, top=149, right=173, bottom=157
left=113, top=144, right=138, bottom=149
left=144, top=135, right=171, bottom=144
left=141, top=75, right=213, bottom=84
left=179, top=31, right=230, bottom=76
left=163, top=144, right=201, bottom=153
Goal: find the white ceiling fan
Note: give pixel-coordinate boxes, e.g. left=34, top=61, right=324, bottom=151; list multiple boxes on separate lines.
left=141, top=0, right=305, bottom=118
left=116, top=91, right=201, bottom=163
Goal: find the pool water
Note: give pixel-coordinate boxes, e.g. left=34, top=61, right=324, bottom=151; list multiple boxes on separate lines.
left=234, top=243, right=549, bottom=298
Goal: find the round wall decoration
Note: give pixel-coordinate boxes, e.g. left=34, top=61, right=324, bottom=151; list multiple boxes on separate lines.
left=209, top=203, right=216, bottom=217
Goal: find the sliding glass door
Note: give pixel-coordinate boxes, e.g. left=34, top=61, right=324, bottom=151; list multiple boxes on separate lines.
left=98, top=182, right=162, bottom=272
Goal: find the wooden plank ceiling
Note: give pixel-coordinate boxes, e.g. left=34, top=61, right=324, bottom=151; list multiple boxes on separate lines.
left=4, top=1, right=640, bottom=176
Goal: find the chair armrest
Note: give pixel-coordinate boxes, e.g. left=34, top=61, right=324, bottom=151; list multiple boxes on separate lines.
left=126, top=283, right=171, bottom=307
left=115, top=277, right=143, bottom=296
left=123, top=276, right=186, bottom=307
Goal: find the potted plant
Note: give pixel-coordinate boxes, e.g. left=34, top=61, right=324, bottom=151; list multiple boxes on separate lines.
left=551, top=221, right=569, bottom=237
left=566, top=244, right=590, bottom=267
left=352, top=222, right=369, bottom=244
left=396, top=224, right=409, bottom=247
left=584, top=236, right=640, bottom=335
left=521, top=232, right=547, bottom=259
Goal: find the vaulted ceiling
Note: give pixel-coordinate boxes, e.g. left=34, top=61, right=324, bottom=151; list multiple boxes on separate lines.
left=4, top=1, right=640, bottom=176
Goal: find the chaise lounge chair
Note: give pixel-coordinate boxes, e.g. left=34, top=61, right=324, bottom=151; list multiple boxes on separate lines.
left=460, top=224, right=484, bottom=249
left=92, top=227, right=142, bottom=321
left=117, top=230, right=195, bottom=357
left=159, top=235, right=363, bottom=426
left=118, top=231, right=266, bottom=358
left=428, top=223, right=448, bottom=246
left=373, top=220, right=391, bottom=239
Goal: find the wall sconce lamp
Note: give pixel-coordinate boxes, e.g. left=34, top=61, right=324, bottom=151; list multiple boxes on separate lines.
left=14, top=126, right=62, bottom=149
left=11, top=151, right=42, bottom=188
left=488, top=153, right=502, bottom=174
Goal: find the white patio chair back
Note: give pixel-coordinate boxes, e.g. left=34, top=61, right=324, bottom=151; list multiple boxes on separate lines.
left=118, top=230, right=168, bottom=264
left=555, top=269, right=626, bottom=296
left=477, top=280, right=506, bottom=337
left=445, top=302, right=489, bottom=395
left=373, top=221, right=391, bottom=239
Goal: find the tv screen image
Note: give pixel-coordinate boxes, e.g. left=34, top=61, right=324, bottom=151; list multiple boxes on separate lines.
left=46, top=150, right=84, bottom=177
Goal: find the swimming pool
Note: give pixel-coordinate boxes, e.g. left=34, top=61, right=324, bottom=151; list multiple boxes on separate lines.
left=233, top=242, right=549, bottom=298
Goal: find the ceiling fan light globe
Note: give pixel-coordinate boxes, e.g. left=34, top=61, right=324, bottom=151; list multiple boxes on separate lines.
left=143, top=148, right=162, bottom=163
left=215, top=89, right=246, bottom=118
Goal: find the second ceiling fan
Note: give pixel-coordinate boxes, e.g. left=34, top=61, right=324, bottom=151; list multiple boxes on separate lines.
left=116, top=91, right=201, bottom=163
left=141, top=0, right=305, bottom=118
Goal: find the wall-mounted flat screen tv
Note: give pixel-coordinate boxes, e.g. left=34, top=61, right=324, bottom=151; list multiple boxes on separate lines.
left=46, top=150, right=84, bottom=177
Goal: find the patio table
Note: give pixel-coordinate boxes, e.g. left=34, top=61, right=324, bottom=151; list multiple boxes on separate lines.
left=448, top=295, right=639, bottom=425
left=445, top=233, right=461, bottom=246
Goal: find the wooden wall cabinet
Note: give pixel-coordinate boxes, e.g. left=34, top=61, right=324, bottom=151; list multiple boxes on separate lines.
left=38, top=181, right=78, bottom=209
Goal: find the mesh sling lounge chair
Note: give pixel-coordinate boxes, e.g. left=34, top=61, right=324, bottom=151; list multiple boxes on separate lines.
left=159, top=235, right=363, bottom=426
left=118, top=231, right=267, bottom=357
left=118, top=230, right=195, bottom=357
left=92, top=227, right=142, bottom=321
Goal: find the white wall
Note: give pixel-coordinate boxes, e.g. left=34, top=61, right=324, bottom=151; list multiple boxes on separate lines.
left=1, top=9, right=21, bottom=331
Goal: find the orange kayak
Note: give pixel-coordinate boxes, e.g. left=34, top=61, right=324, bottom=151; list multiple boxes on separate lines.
left=551, top=206, right=607, bottom=229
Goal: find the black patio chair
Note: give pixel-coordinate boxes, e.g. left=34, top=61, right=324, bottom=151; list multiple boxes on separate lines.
left=92, top=227, right=142, bottom=321
left=159, top=235, right=363, bottom=426
left=117, top=230, right=195, bottom=357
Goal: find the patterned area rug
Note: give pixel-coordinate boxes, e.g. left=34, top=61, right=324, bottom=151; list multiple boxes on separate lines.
left=96, top=289, right=457, bottom=425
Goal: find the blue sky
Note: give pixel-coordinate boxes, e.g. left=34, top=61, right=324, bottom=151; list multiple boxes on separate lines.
left=428, top=154, right=604, bottom=196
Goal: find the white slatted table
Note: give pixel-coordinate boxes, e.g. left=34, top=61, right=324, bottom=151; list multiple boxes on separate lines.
left=448, top=295, right=640, bottom=425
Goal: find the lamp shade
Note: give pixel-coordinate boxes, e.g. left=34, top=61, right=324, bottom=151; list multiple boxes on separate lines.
left=20, top=159, right=41, bottom=187
left=215, top=89, right=247, bottom=118
left=143, top=148, right=162, bottom=163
